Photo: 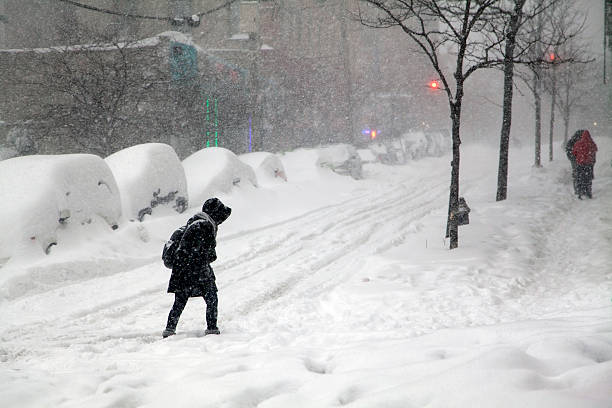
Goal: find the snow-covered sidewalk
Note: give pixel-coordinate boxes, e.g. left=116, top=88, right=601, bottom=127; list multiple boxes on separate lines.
left=1, top=140, right=611, bottom=408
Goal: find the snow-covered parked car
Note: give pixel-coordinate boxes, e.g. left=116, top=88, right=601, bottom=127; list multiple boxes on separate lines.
left=356, top=148, right=378, bottom=164
left=0, top=154, right=121, bottom=256
left=316, top=144, right=363, bottom=180
left=402, top=130, right=449, bottom=160
left=239, top=152, right=287, bottom=184
left=105, top=143, right=188, bottom=222
left=0, top=145, right=18, bottom=161
left=183, top=147, right=258, bottom=205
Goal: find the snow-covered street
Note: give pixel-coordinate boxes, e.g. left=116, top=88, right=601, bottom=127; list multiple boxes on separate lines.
left=1, top=140, right=611, bottom=408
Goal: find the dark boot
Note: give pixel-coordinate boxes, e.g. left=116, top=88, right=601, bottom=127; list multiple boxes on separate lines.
left=164, top=292, right=188, bottom=337
left=203, top=281, right=219, bottom=333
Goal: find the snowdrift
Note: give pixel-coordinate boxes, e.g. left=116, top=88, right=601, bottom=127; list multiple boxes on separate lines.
left=182, top=147, right=258, bottom=206
left=0, top=154, right=120, bottom=259
left=105, top=143, right=188, bottom=222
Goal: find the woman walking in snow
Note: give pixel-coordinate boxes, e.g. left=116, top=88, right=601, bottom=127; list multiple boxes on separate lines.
left=571, top=130, right=598, bottom=199
left=163, top=197, right=232, bottom=338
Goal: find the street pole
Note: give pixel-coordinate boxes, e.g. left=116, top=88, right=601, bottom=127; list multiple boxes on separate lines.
left=549, top=56, right=556, bottom=162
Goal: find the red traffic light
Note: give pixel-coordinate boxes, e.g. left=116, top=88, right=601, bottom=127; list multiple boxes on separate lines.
left=549, top=53, right=556, bottom=61
left=429, top=80, right=439, bottom=89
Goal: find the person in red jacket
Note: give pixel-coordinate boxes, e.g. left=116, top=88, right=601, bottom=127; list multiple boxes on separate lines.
left=571, top=129, right=598, bottom=199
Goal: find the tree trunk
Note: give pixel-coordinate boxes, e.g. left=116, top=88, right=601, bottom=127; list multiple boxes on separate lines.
left=533, top=70, right=542, bottom=167
left=446, top=100, right=462, bottom=249
left=563, top=81, right=570, bottom=145
left=496, top=1, right=525, bottom=202
left=548, top=66, right=556, bottom=161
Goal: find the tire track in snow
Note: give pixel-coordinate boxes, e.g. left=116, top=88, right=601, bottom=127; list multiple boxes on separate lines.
left=222, top=175, right=450, bottom=328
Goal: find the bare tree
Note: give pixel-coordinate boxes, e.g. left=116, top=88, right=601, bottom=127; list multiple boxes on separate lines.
left=552, top=45, right=596, bottom=146
left=2, top=20, right=167, bottom=157
left=358, top=0, right=506, bottom=249
left=482, top=0, right=586, bottom=200
left=484, top=0, right=565, bottom=199
left=513, top=0, right=587, bottom=167
left=539, top=2, right=592, bottom=154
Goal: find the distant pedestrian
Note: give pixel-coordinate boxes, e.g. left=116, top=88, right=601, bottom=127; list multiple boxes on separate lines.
left=163, top=197, right=232, bottom=338
left=565, top=130, right=582, bottom=195
left=571, top=130, right=598, bottom=199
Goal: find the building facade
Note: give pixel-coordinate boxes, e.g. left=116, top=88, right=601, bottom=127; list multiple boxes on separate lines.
left=0, top=0, right=443, bottom=157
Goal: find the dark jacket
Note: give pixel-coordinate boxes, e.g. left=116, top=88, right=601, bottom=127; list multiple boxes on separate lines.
left=167, top=198, right=231, bottom=297
left=566, top=130, right=582, bottom=163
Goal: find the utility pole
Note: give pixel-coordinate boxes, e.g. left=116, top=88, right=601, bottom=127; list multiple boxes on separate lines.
left=549, top=52, right=556, bottom=161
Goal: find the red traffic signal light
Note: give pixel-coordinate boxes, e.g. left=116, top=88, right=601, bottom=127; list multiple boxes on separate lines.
left=549, top=53, right=556, bottom=61
left=429, top=80, right=440, bottom=89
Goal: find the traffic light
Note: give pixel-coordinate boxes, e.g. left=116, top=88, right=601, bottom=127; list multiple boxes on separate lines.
left=549, top=52, right=556, bottom=61
left=429, top=80, right=440, bottom=90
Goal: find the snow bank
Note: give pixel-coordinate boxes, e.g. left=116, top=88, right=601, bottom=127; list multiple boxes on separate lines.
left=239, top=152, right=287, bottom=184
left=0, top=154, right=120, bottom=259
left=105, top=143, right=188, bottom=222
left=183, top=147, right=257, bottom=206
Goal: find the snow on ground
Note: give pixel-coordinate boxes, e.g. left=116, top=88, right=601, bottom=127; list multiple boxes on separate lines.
left=0, top=137, right=611, bottom=408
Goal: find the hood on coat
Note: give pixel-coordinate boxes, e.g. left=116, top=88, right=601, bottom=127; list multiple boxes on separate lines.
left=201, top=197, right=232, bottom=225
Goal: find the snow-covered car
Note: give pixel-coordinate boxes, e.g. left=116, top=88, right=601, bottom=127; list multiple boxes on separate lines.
left=239, top=152, right=287, bottom=184
left=315, top=144, right=363, bottom=180
left=183, top=147, right=258, bottom=205
left=0, top=145, right=18, bottom=161
left=105, top=143, right=188, bottom=222
left=356, top=148, right=378, bottom=164
left=401, top=130, right=449, bottom=160
left=0, top=154, right=121, bottom=257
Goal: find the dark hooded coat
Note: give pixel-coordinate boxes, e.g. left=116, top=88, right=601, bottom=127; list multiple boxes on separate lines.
left=566, top=130, right=582, bottom=163
left=167, top=198, right=231, bottom=297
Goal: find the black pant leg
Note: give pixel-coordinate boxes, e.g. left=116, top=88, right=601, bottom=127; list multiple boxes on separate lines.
left=576, top=165, right=589, bottom=197
left=571, top=161, right=578, bottom=194
left=203, top=281, right=218, bottom=330
left=166, top=291, right=189, bottom=330
left=586, top=165, right=594, bottom=197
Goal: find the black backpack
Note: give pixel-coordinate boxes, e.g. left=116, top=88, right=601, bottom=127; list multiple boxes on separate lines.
left=162, top=225, right=187, bottom=269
